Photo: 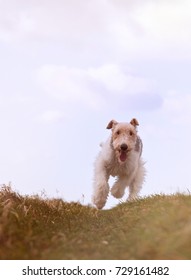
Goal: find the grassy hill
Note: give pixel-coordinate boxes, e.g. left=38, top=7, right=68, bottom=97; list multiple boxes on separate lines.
left=0, top=185, right=191, bottom=260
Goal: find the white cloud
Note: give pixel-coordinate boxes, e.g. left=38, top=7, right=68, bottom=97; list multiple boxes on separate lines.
left=1, top=0, right=191, bottom=60
left=37, top=63, right=162, bottom=112
left=0, top=0, right=109, bottom=43
left=88, top=64, right=154, bottom=94
left=37, top=110, right=65, bottom=124
left=108, top=0, right=191, bottom=60
left=89, top=64, right=128, bottom=92
left=0, top=7, right=36, bottom=42
left=37, top=64, right=105, bottom=110
left=163, top=90, right=191, bottom=124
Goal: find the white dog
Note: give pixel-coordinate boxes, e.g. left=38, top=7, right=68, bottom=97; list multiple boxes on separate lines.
left=92, top=118, right=146, bottom=209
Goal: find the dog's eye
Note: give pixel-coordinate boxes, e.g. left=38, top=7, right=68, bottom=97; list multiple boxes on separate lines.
left=129, top=131, right=133, bottom=136
left=116, top=130, right=120, bottom=135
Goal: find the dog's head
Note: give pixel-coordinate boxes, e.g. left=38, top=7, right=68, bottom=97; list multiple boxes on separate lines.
left=107, top=118, right=140, bottom=164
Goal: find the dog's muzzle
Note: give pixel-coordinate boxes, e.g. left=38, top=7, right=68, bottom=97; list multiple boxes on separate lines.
left=120, top=143, right=128, bottom=151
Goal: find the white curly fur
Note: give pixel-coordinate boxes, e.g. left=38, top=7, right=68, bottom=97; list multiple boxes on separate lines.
left=92, top=118, right=146, bottom=209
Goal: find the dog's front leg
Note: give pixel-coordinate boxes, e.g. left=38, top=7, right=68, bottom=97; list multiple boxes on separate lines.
left=92, top=159, right=110, bottom=209
left=128, top=162, right=145, bottom=201
left=111, top=177, right=128, bottom=199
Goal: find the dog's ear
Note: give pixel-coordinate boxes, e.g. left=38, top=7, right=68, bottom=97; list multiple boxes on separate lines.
left=106, top=120, right=118, bottom=129
left=130, top=118, right=139, bottom=127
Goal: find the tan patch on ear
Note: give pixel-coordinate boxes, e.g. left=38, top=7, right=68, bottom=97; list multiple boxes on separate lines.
left=106, top=120, right=118, bottom=129
left=130, top=118, right=139, bottom=127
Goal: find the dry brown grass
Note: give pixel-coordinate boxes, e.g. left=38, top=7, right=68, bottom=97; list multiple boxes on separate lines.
left=0, top=185, right=191, bottom=259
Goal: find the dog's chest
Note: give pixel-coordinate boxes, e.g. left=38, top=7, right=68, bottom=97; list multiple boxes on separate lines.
left=106, top=155, right=133, bottom=177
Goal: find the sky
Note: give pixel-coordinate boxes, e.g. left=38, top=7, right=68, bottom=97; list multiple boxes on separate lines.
left=0, top=0, right=191, bottom=208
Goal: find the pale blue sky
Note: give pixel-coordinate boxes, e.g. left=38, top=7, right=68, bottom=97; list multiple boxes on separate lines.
left=0, top=0, right=191, bottom=208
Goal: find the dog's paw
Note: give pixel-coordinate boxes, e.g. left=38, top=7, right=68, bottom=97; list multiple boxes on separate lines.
left=92, top=197, right=106, bottom=209
left=92, top=183, right=109, bottom=209
left=111, top=185, right=125, bottom=198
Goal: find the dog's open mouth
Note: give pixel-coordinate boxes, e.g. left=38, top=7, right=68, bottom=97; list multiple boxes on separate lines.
left=119, top=151, right=127, bottom=162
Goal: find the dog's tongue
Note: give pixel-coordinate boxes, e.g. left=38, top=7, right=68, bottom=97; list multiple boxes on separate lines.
left=120, top=151, right=127, bottom=162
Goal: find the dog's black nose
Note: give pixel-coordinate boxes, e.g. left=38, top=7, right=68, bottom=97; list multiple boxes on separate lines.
left=121, top=143, right=128, bottom=151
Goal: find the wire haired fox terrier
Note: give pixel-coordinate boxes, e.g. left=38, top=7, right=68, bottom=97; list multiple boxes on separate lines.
left=92, top=118, right=146, bottom=209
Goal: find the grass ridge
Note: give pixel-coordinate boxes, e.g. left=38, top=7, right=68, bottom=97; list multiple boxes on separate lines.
left=0, top=186, right=191, bottom=259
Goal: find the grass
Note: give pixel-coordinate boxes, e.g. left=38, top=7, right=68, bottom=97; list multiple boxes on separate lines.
left=0, top=185, right=191, bottom=260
